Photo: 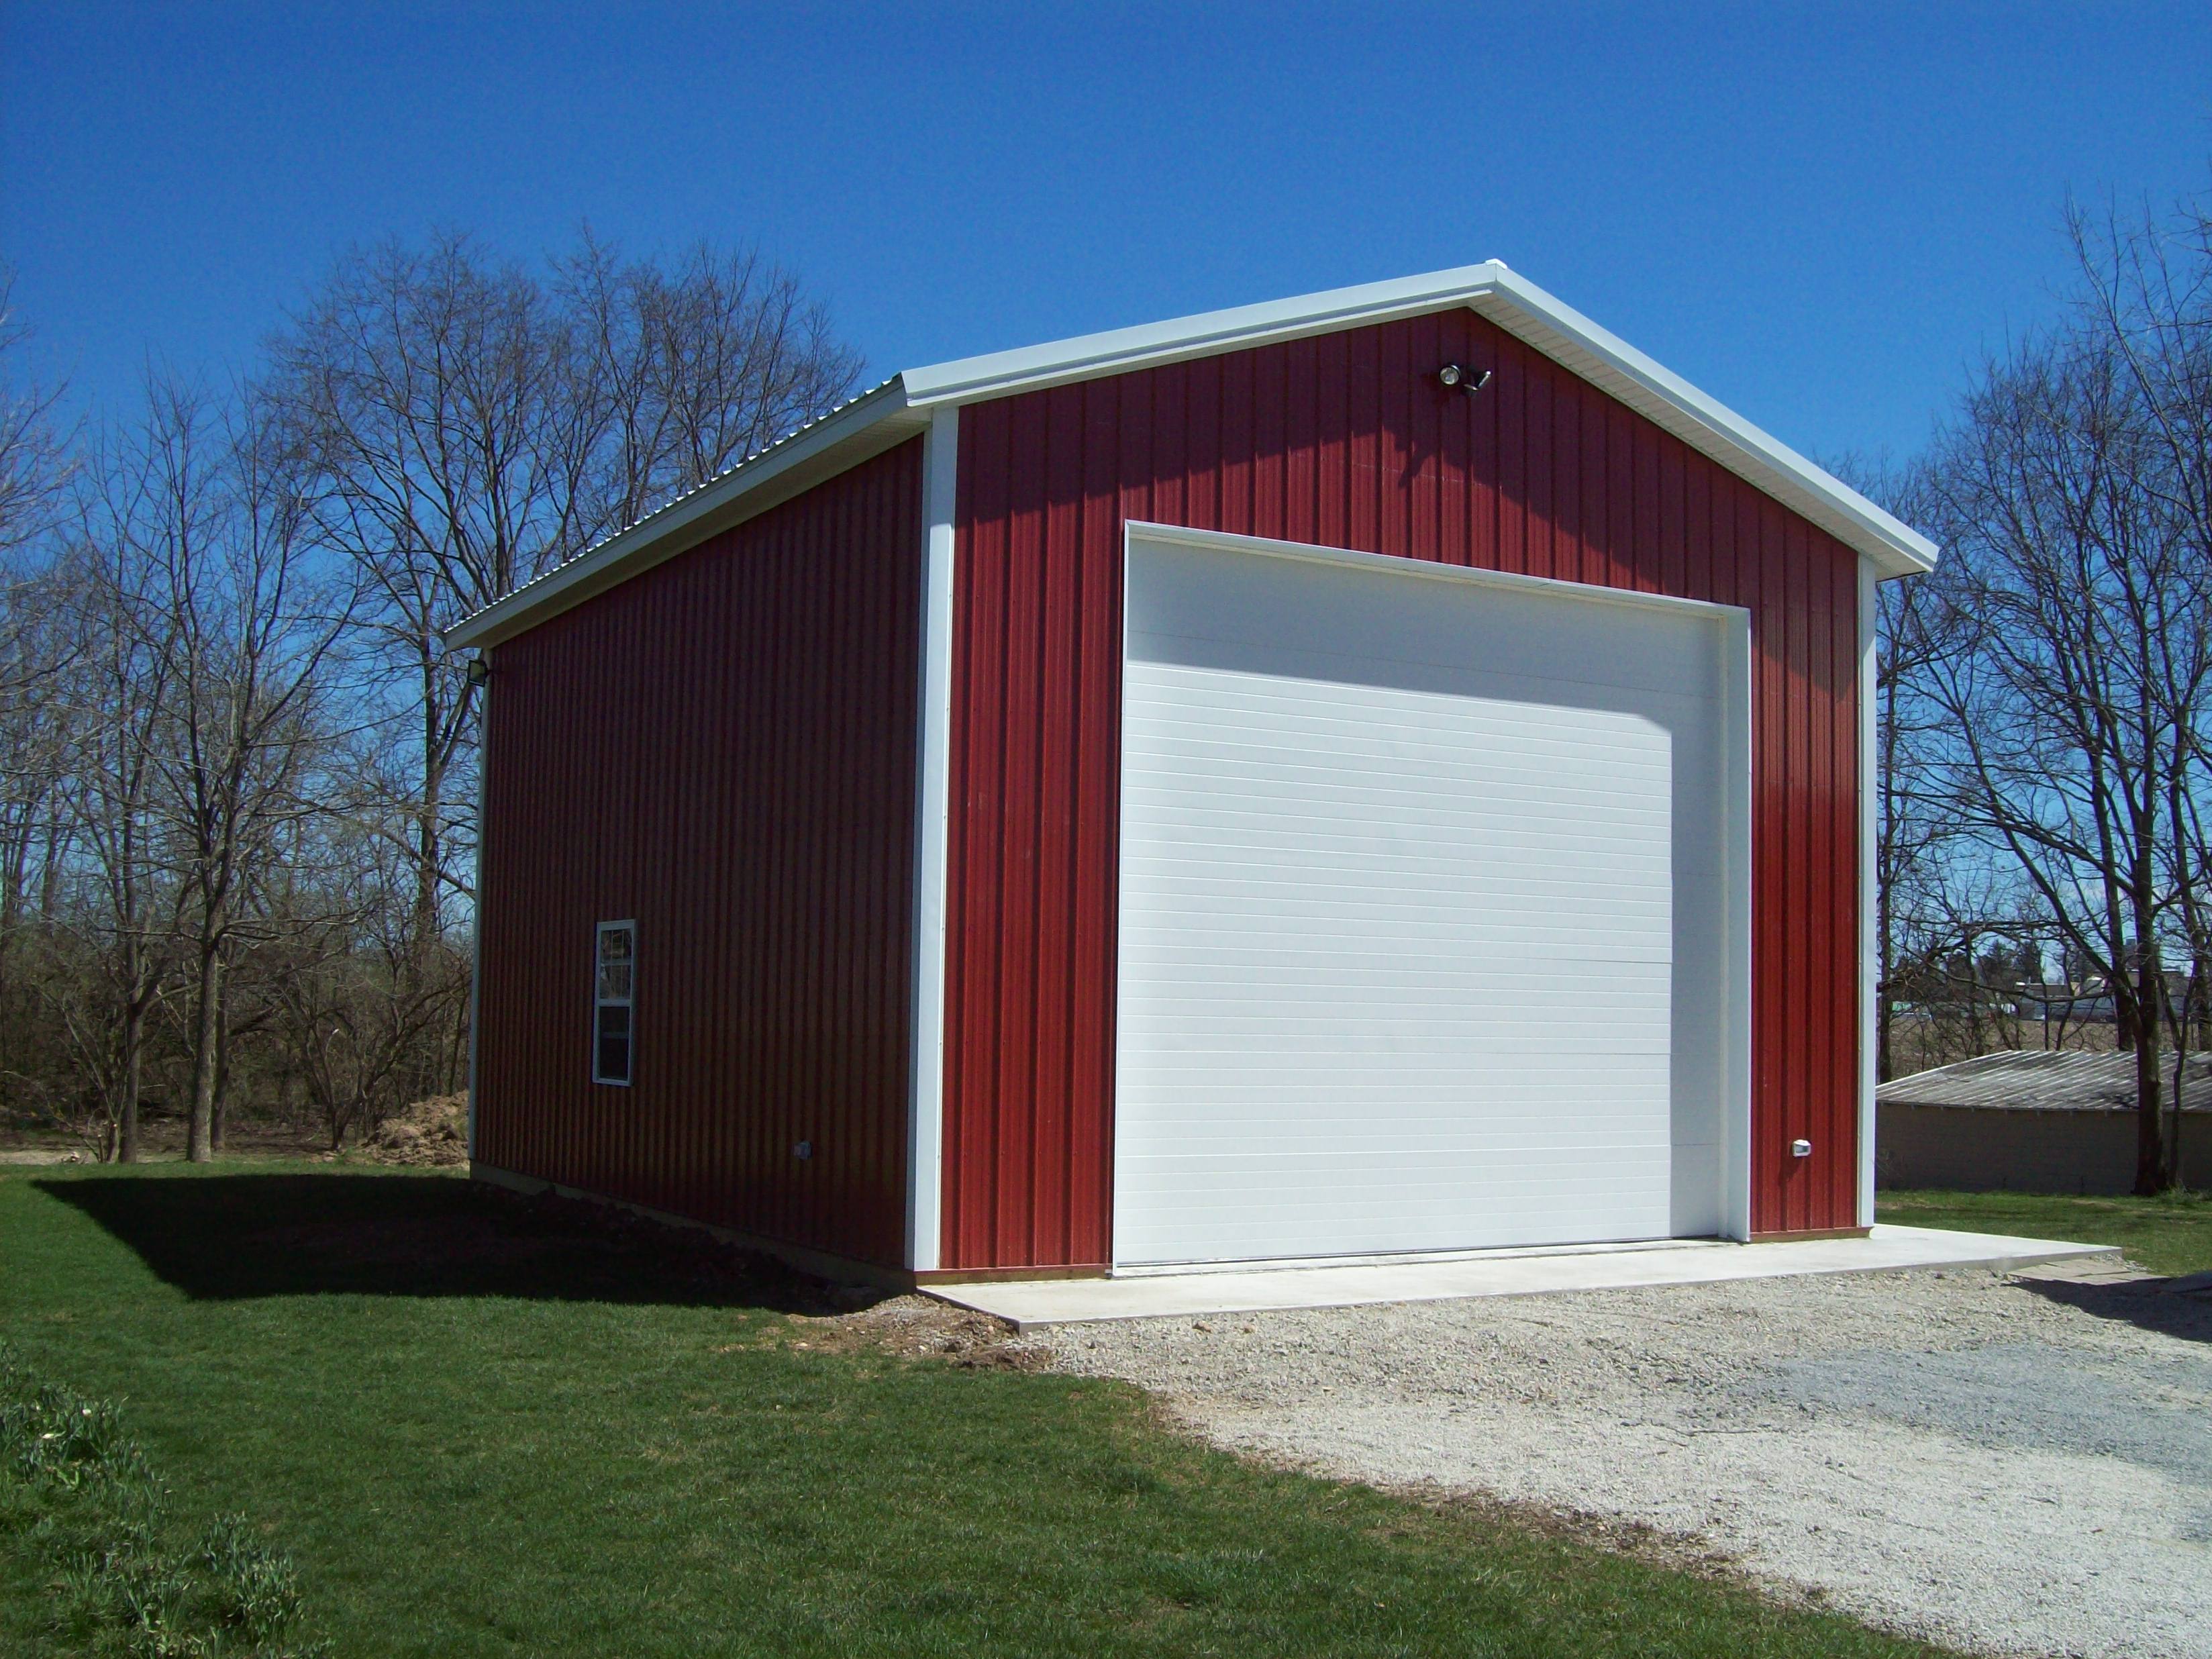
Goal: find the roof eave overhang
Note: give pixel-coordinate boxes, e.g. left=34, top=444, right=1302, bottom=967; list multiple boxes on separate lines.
left=901, top=260, right=1939, bottom=581
left=442, top=379, right=927, bottom=652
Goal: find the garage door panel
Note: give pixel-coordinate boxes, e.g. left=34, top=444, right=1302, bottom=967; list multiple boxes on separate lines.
left=1118, top=1169, right=1678, bottom=1262
left=1127, top=689, right=1699, bottom=789
left=1128, top=553, right=1716, bottom=701
left=1114, top=534, right=1732, bottom=1266
left=1121, top=1118, right=1680, bottom=1159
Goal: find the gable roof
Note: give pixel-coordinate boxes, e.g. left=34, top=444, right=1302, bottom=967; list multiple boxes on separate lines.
left=445, top=260, right=1939, bottom=651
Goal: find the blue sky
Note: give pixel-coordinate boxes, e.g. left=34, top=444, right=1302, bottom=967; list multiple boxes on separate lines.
left=3, top=3, right=2207, bottom=465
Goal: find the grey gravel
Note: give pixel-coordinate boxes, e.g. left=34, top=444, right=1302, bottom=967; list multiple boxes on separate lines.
left=1040, top=1262, right=2212, bottom=1658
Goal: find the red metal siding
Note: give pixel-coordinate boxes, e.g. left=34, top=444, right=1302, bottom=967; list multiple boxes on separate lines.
left=943, top=312, right=1862, bottom=1268
left=476, top=438, right=923, bottom=1268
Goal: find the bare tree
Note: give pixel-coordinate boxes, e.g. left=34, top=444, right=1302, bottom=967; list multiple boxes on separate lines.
left=0, top=264, right=73, bottom=560
left=2066, top=191, right=2212, bottom=1187
left=0, top=266, right=84, bottom=1124
left=555, top=231, right=866, bottom=531
left=134, top=378, right=357, bottom=1160
left=267, top=234, right=593, bottom=968
left=1923, top=307, right=2205, bottom=1193
left=45, top=432, right=187, bottom=1161
left=264, top=230, right=864, bottom=972
left=0, top=230, right=862, bottom=1156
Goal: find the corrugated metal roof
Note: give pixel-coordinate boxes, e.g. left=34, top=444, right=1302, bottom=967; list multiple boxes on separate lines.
left=444, top=379, right=923, bottom=650
left=478, top=374, right=901, bottom=613
left=1878, top=1049, right=2212, bottom=1113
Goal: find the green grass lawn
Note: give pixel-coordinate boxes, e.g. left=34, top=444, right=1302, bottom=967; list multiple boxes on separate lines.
left=0, top=1163, right=1955, bottom=1659
left=1876, top=1187, right=2212, bottom=1276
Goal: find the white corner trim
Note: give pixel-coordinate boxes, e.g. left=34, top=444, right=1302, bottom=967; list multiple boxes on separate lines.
left=905, top=405, right=958, bottom=1273
left=1858, top=556, right=1880, bottom=1227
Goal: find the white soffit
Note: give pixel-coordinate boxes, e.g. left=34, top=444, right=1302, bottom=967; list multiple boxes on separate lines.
left=445, top=262, right=1937, bottom=650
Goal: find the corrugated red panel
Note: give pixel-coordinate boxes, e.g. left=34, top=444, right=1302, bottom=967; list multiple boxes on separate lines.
left=476, top=438, right=924, bottom=1268
left=942, top=312, right=1862, bottom=1268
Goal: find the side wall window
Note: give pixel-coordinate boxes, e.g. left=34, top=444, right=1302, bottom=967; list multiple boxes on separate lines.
left=593, top=921, right=635, bottom=1085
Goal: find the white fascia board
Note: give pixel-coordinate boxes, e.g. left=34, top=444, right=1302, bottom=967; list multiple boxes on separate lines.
left=1469, top=269, right=1938, bottom=581
left=442, top=380, right=926, bottom=652
left=902, top=262, right=1939, bottom=582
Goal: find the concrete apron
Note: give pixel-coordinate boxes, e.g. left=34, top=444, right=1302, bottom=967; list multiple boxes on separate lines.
left=930, top=1225, right=2120, bottom=1333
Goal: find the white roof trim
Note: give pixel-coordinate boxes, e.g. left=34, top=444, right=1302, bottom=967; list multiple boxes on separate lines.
left=901, top=261, right=1938, bottom=580
left=899, top=263, right=1521, bottom=402
left=448, top=260, right=1936, bottom=650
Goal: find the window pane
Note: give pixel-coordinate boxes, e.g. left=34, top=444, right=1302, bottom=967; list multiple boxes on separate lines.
left=597, top=962, right=632, bottom=1002
left=598, top=926, right=633, bottom=964
left=596, top=1005, right=632, bottom=1084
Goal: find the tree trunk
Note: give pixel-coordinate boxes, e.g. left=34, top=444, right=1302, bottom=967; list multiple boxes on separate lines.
left=2131, top=968, right=2166, bottom=1196
left=118, top=999, right=143, bottom=1164
left=211, top=978, right=230, bottom=1153
left=2172, top=968, right=2197, bottom=1191
left=2170, top=1020, right=2189, bottom=1193
left=187, top=938, right=221, bottom=1162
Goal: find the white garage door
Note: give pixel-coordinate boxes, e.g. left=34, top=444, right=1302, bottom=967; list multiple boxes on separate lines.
left=1113, top=527, right=1744, bottom=1268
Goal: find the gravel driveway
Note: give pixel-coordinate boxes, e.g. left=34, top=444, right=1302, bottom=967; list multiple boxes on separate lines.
left=1044, top=1259, right=2212, bottom=1658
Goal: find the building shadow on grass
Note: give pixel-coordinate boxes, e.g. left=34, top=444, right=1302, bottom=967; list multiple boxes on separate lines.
left=34, top=1170, right=891, bottom=1313
left=2015, top=1272, right=2212, bottom=1346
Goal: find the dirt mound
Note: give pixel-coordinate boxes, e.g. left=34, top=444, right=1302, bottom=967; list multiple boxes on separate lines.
left=780, top=1295, right=1052, bottom=1371
left=361, top=1094, right=468, bottom=1166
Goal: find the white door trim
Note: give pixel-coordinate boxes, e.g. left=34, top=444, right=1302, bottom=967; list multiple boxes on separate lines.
left=1113, top=519, right=1755, bottom=1262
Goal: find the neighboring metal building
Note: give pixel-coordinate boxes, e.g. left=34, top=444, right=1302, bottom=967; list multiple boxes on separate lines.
left=1878, top=1050, right=2212, bottom=1195
left=446, top=262, right=1940, bottom=1282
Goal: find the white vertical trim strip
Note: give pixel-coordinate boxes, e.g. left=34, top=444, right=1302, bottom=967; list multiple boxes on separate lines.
left=1858, top=556, right=1880, bottom=1227
left=466, top=666, right=489, bottom=1160
left=1723, top=609, right=1756, bottom=1243
left=905, top=406, right=959, bottom=1272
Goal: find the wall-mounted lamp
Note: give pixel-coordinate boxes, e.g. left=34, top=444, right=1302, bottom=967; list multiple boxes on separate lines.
left=1437, top=363, right=1493, bottom=396
left=465, top=655, right=490, bottom=689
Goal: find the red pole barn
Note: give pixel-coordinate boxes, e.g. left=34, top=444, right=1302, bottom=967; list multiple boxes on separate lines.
left=445, top=264, right=1938, bottom=1284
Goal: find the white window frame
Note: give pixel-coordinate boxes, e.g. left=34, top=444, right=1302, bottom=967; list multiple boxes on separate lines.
left=592, top=920, right=636, bottom=1087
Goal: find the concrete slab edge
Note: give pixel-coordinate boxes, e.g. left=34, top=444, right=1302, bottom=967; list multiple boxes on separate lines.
left=931, top=1237, right=2125, bottom=1334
